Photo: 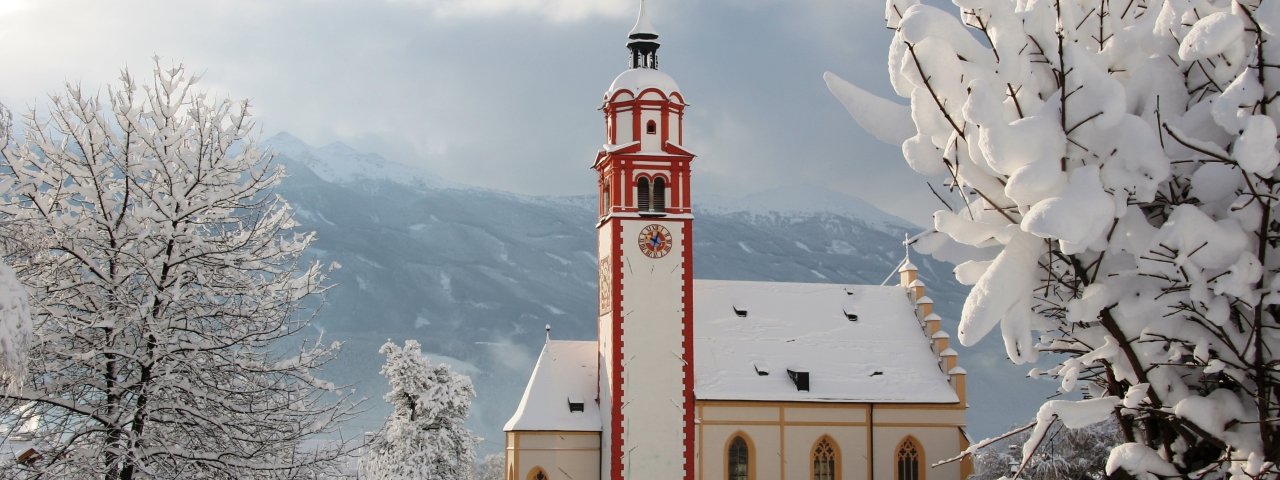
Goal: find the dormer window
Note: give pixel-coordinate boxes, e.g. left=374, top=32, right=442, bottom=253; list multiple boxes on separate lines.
left=733, top=305, right=748, bottom=318
left=646, top=120, right=657, bottom=135
left=787, top=368, right=810, bottom=391
left=568, top=395, right=585, bottom=413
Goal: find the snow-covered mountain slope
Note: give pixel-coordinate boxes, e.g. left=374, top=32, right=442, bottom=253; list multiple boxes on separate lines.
left=264, top=132, right=464, bottom=190
left=267, top=136, right=1054, bottom=456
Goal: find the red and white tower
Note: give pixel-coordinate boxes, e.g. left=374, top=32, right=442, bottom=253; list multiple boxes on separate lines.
left=594, top=1, right=695, bottom=478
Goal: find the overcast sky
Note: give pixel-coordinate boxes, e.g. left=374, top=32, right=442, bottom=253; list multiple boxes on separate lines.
left=0, top=0, right=939, bottom=224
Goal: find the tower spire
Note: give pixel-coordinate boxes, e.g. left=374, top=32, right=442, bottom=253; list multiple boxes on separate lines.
left=627, top=0, right=661, bottom=69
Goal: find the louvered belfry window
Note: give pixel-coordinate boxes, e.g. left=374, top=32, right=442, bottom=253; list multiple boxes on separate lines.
left=637, top=177, right=651, bottom=211
left=653, top=177, right=666, bottom=212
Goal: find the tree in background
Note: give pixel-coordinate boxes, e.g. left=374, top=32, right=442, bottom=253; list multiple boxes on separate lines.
left=471, top=453, right=506, bottom=480
left=972, top=421, right=1119, bottom=480
left=827, top=0, right=1280, bottom=475
left=0, top=61, right=358, bottom=479
left=360, top=340, right=478, bottom=480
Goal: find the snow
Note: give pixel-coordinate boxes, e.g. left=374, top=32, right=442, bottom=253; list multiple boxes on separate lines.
left=699, top=185, right=917, bottom=229
left=694, top=280, right=958, bottom=403
left=607, top=68, right=680, bottom=96
left=1178, top=12, right=1244, bottom=61
left=503, top=341, right=602, bottom=432
left=822, top=72, right=914, bottom=146
left=628, top=0, right=658, bottom=37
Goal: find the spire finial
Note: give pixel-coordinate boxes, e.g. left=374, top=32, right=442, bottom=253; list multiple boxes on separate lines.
left=545, top=324, right=552, bottom=344
left=903, top=233, right=911, bottom=262
left=629, top=0, right=658, bottom=38
left=626, top=0, right=661, bottom=69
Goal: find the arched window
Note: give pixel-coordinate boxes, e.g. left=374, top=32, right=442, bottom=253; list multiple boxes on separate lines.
left=528, top=467, right=548, bottom=480
left=728, top=434, right=751, bottom=480
left=636, top=177, right=651, bottom=211
left=601, top=181, right=611, bottom=217
left=812, top=435, right=839, bottom=480
left=896, top=437, right=923, bottom=480
left=652, top=177, right=666, bottom=212
left=646, top=120, right=658, bottom=135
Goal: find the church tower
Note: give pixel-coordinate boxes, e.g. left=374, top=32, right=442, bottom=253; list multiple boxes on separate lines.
left=594, top=1, right=695, bottom=478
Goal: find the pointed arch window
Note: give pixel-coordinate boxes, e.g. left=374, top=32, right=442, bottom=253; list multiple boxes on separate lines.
left=896, top=437, right=923, bottom=480
left=528, top=467, right=548, bottom=480
left=728, top=434, right=751, bottom=480
left=812, top=435, right=839, bottom=480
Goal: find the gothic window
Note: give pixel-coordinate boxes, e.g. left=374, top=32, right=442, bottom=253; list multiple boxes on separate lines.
left=653, top=177, right=666, bottom=212
left=896, top=437, right=923, bottom=480
left=728, top=434, right=750, bottom=480
left=646, top=120, right=658, bottom=135
left=637, top=177, right=651, bottom=211
left=812, top=436, right=839, bottom=480
left=528, top=467, right=548, bottom=480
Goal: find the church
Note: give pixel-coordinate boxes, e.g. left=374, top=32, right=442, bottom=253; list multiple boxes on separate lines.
left=503, top=3, right=972, bottom=479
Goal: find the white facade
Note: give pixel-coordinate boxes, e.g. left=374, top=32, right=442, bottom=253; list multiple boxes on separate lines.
left=615, top=219, right=689, bottom=478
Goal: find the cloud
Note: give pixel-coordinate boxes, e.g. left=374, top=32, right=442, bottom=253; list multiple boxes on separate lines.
left=387, top=0, right=632, bottom=22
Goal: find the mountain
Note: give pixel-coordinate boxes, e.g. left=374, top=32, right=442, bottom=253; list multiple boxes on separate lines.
left=263, top=133, right=1056, bottom=455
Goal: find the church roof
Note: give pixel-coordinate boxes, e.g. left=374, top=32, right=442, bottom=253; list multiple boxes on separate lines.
left=504, top=280, right=959, bottom=432
left=693, top=280, right=958, bottom=403
left=503, top=341, right=601, bottom=432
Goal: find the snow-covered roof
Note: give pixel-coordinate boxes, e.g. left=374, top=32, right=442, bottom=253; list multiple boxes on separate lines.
left=607, top=68, right=680, bottom=97
left=503, top=341, right=601, bottom=432
left=628, top=0, right=658, bottom=37
left=693, top=280, right=958, bottom=403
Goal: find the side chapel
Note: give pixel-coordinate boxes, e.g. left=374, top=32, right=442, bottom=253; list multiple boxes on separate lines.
left=503, top=2, right=972, bottom=479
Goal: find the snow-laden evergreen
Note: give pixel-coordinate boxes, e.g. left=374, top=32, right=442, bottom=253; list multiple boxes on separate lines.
left=360, top=340, right=478, bottom=480
left=0, top=61, right=358, bottom=479
left=828, top=0, right=1280, bottom=475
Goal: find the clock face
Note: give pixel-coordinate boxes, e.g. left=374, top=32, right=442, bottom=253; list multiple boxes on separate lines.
left=637, top=224, right=673, bottom=259
left=599, top=257, right=611, bottom=314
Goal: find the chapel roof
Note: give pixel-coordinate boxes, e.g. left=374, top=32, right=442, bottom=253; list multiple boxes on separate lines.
left=503, top=340, right=601, bottom=432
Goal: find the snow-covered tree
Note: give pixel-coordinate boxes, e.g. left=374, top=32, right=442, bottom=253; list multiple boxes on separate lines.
left=826, top=0, right=1280, bottom=476
left=972, top=421, right=1119, bottom=479
left=360, top=340, right=478, bottom=480
left=0, top=61, right=358, bottom=479
left=0, top=105, right=32, bottom=390
left=470, top=453, right=505, bottom=480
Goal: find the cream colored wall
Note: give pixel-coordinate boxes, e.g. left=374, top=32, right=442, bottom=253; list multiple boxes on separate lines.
left=617, top=219, right=689, bottom=478
left=695, top=402, right=965, bottom=480
left=507, top=431, right=601, bottom=480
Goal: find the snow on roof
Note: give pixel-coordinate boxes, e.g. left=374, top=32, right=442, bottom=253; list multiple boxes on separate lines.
left=898, top=261, right=918, bottom=272
left=504, top=341, right=601, bottom=432
left=694, top=280, right=958, bottom=403
left=628, top=0, right=658, bottom=37
left=607, top=68, right=680, bottom=96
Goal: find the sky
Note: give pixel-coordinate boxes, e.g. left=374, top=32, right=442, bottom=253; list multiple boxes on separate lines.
left=0, top=0, right=940, bottom=224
